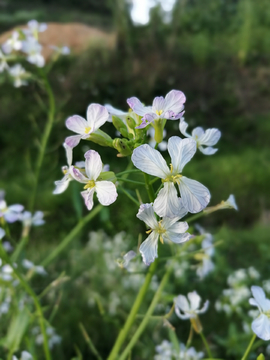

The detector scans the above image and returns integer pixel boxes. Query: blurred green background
[0,0,270,359]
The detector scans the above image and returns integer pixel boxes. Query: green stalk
[107,259,158,360]
[41,204,102,267]
[29,72,56,212]
[116,178,145,186]
[241,333,256,360]
[0,246,51,360]
[199,331,213,359]
[143,173,155,202]
[119,264,173,360]
[79,323,103,360]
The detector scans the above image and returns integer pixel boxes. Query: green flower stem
[118,263,173,360]
[241,333,257,360]
[79,323,103,360]
[116,169,141,176]
[0,245,51,360]
[10,235,29,262]
[116,178,145,185]
[199,331,213,359]
[107,260,158,360]
[118,186,140,206]
[143,173,155,202]
[29,71,56,212]
[41,204,102,267]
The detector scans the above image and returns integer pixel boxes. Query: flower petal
[65,135,82,149]
[87,103,109,131]
[66,115,88,134]
[136,203,157,229]
[8,204,24,212]
[168,137,196,173]
[196,300,209,314]
[70,166,88,183]
[63,143,73,167]
[53,175,71,194]
[127,97,151,116]
[174,294,190,313]
[199,128,221,146]
[139,231,159,266]
[81,188,95,211]
[131,144,169,179]
[251,286,270,312]
[95,181,118,206]
[164,90,186,114]
[251,314,270,341]
[152,96,165,112]
[84,150,103,181]
[188,291,201,311]
[105,104,127,122]
[191,127,204,139]
[178,176,210,213]
[179,118,190,138]
[198,146,218,155]
[163,229,191,244]
[153,182,184,218]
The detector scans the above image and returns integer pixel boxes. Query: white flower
[0,199,24,223]
[50,45,70,55]
[179,118,221,155]
[22,259,47,275]
[105,104,129,122]
[70,150,118,211]
[19,211,45,227]
[12,351,33,360]
[24,20,47,39]
[222,194,238,211]
[136,203,191,265]
[65,103,109,148]
[174,291,209,319]
[249,286,270,340]
[131,137,210,215]
[2,31,22,54]
[195,225,215,279]
[22,37,45,67]
[0,50,9,72]
[8,64,29,87]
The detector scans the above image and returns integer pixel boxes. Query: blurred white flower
[249,285,270,340]
[154,340,204,360]
[12,351,33,360]
[174,291,209,320]
[0,227,5,240]
[2,31,22,54]
[22,37,45,67]
[0,50,9,72]
[50,45,70,55]
[8,64,29,87]
[24,20,47,39]
[222,194,238,211]
[0,199,24,223]
[22,259,47,276]
[20,211,45,227]
[195,225,215,279]
[180,118,221,155]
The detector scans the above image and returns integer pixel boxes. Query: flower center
[162,164,182,184]
[157,221,166,244]
[84,180,95,189]
[85,126,91,134]
[155,110,163,116]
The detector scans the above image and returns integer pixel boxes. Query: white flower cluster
[0,20,69,87]
[154,340,204,360]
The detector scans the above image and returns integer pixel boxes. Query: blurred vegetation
[0,0,270,359]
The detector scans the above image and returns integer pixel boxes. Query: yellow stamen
[84,180,95,189]
[146,229,152,234]
[85,126,91,134]
[155,110,163,116]
[162,164,182,184]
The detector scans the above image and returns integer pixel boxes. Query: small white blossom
[8,64,29,87]
[12,351,33,360]
[0,50,9,72]
[70,150,118,211]
[0,199,24,223]
[22,37,45,67]
[137,203,191,265]
[50,45,70,55]
[22,259,47,275]
[222,194,238,211]
[249,286,270,340]
[24,20,47,39]
[19,211,45,227]
[179,118,221,155]
[174,291,209,319]
[2,31,22,54]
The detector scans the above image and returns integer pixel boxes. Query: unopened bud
[125,115,136,130]
[88,129,113,147]
[113,138,132,157]
[112,116,129,138]
[97,171,117,183]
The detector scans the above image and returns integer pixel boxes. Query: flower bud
[112,115,129,138]
[113,138,132,157]
[257,355,265,360]
[125,115,136,130]
[87,129,113,147]
[97,171,117,183]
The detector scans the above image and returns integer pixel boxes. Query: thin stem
[41,205,102,267]
[143,173,155,202]
[29,72,56,212]
[241,333,256,360]
[79,323,103,360]
[0,246,51,360]
[116,178,145,186]
[119,264,173,360]
[118,186,140,206]
[116,169,141,176]
[107,260,158,360]
[199,331,213,359]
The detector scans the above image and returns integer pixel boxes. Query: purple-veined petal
[191,127,204,139]
[95,181,118,206]
[131,144,169,179]
[65,135,82,149]
[87,103,109,131]
[153,182,183,218]
[53,175,71,194]
[136,203,157,229]
[70,166,88,183]
[179,118,191,138]
[199,128,221,146]
[164,90,186,113]
[251,314,270,340]
[198,146,218,155]
[168,137,196,173]
[136,113,155,129]
[139,231,159,266]
[66,115,88,134]
[163,229,191,244]
[178,176,210,213]
[251,286,270,313]
[188,291,201,311]
[84,150,103,181]
[152,96,165,113]
[75,161,85,168]
[127,97,151,116]
[63,143,73,167]
[81,188,95,211]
